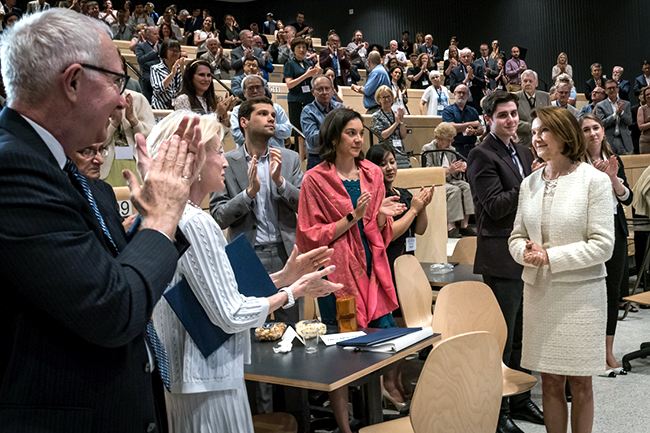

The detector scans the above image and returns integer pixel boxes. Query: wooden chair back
[449,236,477,265]
[394,255,433,328]
[410,331,502,433]
[431,281,508,356]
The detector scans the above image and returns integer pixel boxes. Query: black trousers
[605,219,628,335]
[482,275,530,413]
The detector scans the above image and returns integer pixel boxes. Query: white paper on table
[273,325,302,353]
[320,331,367,346]
[115,146,134,160]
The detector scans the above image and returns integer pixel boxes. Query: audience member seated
[219,13,240,49]
[87,1,107,27]
[296,109,406,433]
[230,57,272,99]
[98,0,116,25]
[200,38,231,80]
[253,35,274,81]
[127,2,153,29]
[422,122,475,237]
[551,52,572,81]
[638,86,650,153]
[611,66,630,101]
[194,16,215,55]
[263,12,276,35]
[150,39,184,109]
[269,27,286,64]
[231,75,291,150]
[3,0,21,19]
[586,62,607,102]
[159,22,176,42]
[398,31,413,55]
[408,52,434,90]
[366,142,432,298]
[111,9,131,40]
[505,45,526,92]
[443,45,459,85]
[633,60,650,97]
[301,74,344,167]
[147,109,338,433]
[277,25,296,64]
[516,70,551,147]
[417,34,440,63]
[135,25,159,101]
[443,35,458,60]
[144,1,157,22]
[442,84,483,158]
[324,68,345,103]
[101,89,154,187]
[158,6,181,40]
[231,29,266,76]
[249,22,268,50]
[176,8,189,28]
[554,73,577,106]
[384,40,407,68]
[26,0,50,14]
[596,79,633,155]
[3,10,20,28]
[449,48,486,113]
[476,43,499,90]
[389,66,408,113]
[372,85,410,169]
[319,33,351,87]
[290,11,312,37]
[284,36,318,152]
[419,70,449,115]
[351,51,391,114]
[413,32,425,54]
[554,82,579,117]
[273,19,284,39]
[579,86,606,117]
[183,8,203,45]
[347,30,368,69]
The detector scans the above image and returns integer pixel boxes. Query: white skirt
[165,378,254,433]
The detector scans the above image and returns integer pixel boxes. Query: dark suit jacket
[618,79,630,101]
[135,41,159,81]
[634,74,649,97]
[585,75,607,102]
[397,41,413,54]
[209,145,303,256]
[475,57,498,89]
[466,133,534,279]
[0,108,180,433]
[89,179,128,252]
[449,62,486,110]
[319,47,352,86]
[417,43,440,62]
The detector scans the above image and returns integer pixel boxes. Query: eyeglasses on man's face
[80,63,130,94]
[78,145,109,159]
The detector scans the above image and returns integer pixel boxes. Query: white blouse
[153,204,270,394]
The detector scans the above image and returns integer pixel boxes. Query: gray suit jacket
[475,57,499,89]
[595,98,633,153]
[26,0,50,13]
[209,145,303,256]
[516,90,551,147]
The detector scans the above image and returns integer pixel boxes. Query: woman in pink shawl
[297,108,408,432]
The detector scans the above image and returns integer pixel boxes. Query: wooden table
[245,327,439,431]
[420,263,484,287]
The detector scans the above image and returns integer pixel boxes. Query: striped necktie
[63,158,118,254]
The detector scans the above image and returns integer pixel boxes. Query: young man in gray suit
[596,79,633,155]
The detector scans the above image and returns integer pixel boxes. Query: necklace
[187,199,202,210]
[542,161,579,181]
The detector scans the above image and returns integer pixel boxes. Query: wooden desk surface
[420,263,483,287]
[244,328,439,392]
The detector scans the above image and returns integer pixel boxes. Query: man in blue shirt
[301,75,344,168]
[350,51,390,113]
[442,84,483,158]
[579,86,606,117]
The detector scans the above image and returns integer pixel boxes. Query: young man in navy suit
[467,91,543,433]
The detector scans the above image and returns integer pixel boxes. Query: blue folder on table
[336,327,422,347]
[163,234,278,358]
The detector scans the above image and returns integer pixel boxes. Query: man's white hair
[521,69,538,80]
[459,48,472,56]
[1,9,109,105]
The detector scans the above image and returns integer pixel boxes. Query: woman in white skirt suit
[146,111,341,433]
[508,106,614,433]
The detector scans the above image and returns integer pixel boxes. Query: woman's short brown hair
[291,37,307,52]
[531,106,586,162]
[374,85,393,105]
[640,86,650,104]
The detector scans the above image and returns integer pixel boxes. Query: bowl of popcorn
[295,319,327,353]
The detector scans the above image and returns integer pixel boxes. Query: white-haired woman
[419,70,449,115]
[147,111,341,433]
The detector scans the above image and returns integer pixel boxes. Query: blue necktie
[63,158,118,254]
[507,145,524,178]
[64,158,171,392]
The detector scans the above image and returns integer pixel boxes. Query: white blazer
[508,163,614,286]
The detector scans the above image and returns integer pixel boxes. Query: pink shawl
[296,159,399,327]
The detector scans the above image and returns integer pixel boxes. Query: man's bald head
[368,51,381,67]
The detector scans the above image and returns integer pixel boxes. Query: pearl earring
[198,173,202,182]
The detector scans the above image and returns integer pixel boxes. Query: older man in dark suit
[135,26,160,102]
[449,47,486,113]
[0,9,199,433]
[633,60,650,97]
[467,91,543,433]
[515,69,551,147]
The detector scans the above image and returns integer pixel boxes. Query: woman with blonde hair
[148,110,340,432]
[509,106,614,433]
[552,52,573,81]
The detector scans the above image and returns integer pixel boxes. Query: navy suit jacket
[449,62,486,109]
[466,133,534,279]
[0,108,180,432]
[135,41,159,81]
[417,43,440,62]
[634,74,649,97]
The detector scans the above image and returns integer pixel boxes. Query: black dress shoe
[511,400,544,425]
[497,414,524,433]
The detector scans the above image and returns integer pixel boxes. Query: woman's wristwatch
[346,212,356,222]
[279,287,295,309]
